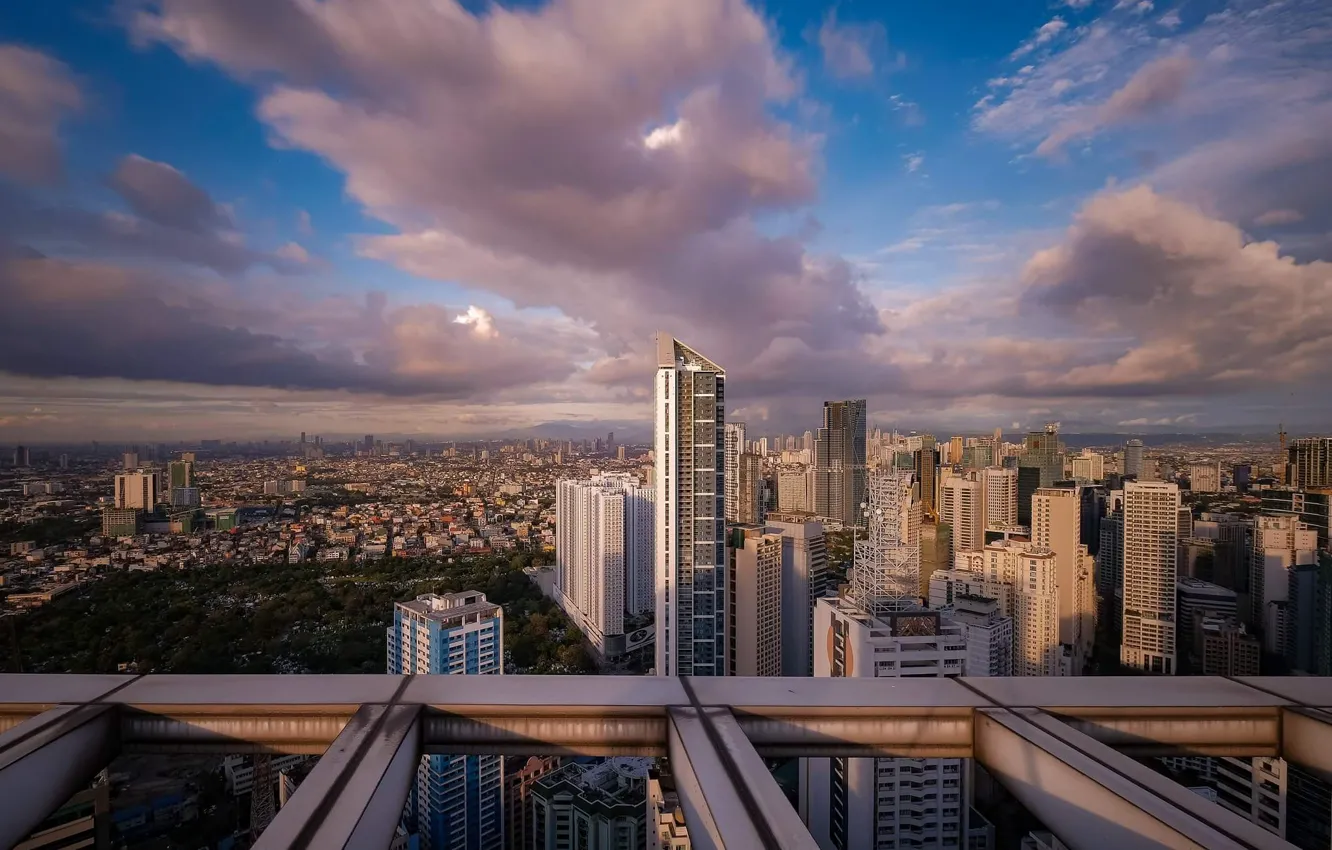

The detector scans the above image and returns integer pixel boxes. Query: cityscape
[3,0,1332,848]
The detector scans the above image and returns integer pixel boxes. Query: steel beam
[0,704,120,849]
[667,706,818,850]
[253,703,421,850]
[975,708,1293,850]
[1281,706,1332,783]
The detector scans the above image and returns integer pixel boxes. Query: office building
[1016,466,1042,528]
[765,516,828,677]
[980,466,1017,530]
[727,524,783,677]
[1286,557,1332,676]
[948,595,1013,677]
[1288,437,1332,488]
[115,471,158,510]
[1250,514,1317,649]
[1176,577,1239,673]
[914,435,939,521]
[776,465,810,513]
[387,592,503,850]
[1021,423,1063,488]
[1071,451,1104,483]
[737,453,762,525]
[1124,439,1144,479]
[1121,481,1181,674]
[723,422,745,524]
[1287,763,1332,850]
[1033,488,1095,670]
[556,475,654,657]
[1189,462,1222,493]
[101,507,139,538]
[812,399,867,527]
[529,757,649,850]
[655,335,727,677]
[1195,614,1260,676]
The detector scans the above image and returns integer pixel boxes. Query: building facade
[387,592,504,850]
[655,335,727,677]
[1120,481,1181,675]
[529,758,649,850]
[115,471,158,510]
[1033,488,1094,670]
[765,516,829,678]
[727,524,783,677]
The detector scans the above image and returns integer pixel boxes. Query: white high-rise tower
[655,334,727,677]
[1120,480,1182,674]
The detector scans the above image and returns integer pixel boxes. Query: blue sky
[0,0,1329,440]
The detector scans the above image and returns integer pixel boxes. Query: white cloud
[903,152,925,173]
[1253,208,1304,226]
[1011,18,1069,59]
[452,304,498,338]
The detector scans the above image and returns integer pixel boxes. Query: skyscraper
[940,475,982,561]
[1121,481,1181,674]
[914,436,939,521]
[555,474,654,657]
[776,465,810,513]
[727,524,783,677]
[122,451,139,471]
[812,399,867,526]
[12,445,30,467]
[723,422,746,524]
[387,592,504,850]
[1020,423,1063,488]
[980,466,1018,530]
[1189,462,1222,493]
[765,515,829,677]
[1033,488,1095,670]
[654,334,727,677]
[1124,439,1145,479]
[168,460,194,489]
[1250,514,1318,651]
[737,453,762,525]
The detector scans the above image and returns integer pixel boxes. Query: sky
[0,0,1329,441]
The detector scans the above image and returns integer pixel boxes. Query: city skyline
[2,0,1331,440]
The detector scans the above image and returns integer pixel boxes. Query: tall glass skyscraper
[813,399,868,527]
[388,592,504,850]
[655,334,727,676]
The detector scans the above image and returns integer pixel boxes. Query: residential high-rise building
[1250,514,1318,652]
[1033,488,1094,670]
[765,515,828,677]
[1189,462,1222,493]
[948,436,964,466]
[1262,488,1332,550]
[1288,437,1332,488]
[529,758,649,850]
[937,539,1074,677]
[504,756,562,850]
[654,335,727,677]
[1124,439,1144,479]
[803,600,970,850]
[776,465,810,513]
[1016,466,1042,528]
[1196,614,1260,676]
[556,475,654,657]
[1120,481,1182,674]
[723,422,746,524]
[812,399,867,526]
[940,475,983,562]
[387,592,503,850]
[115,471,158,510]
[948,594,1013,677]
[727,524,783,677]
[1214,757,1287,842]
[980,466,1018,531]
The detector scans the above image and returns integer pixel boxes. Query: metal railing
[2,674,1330,849]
